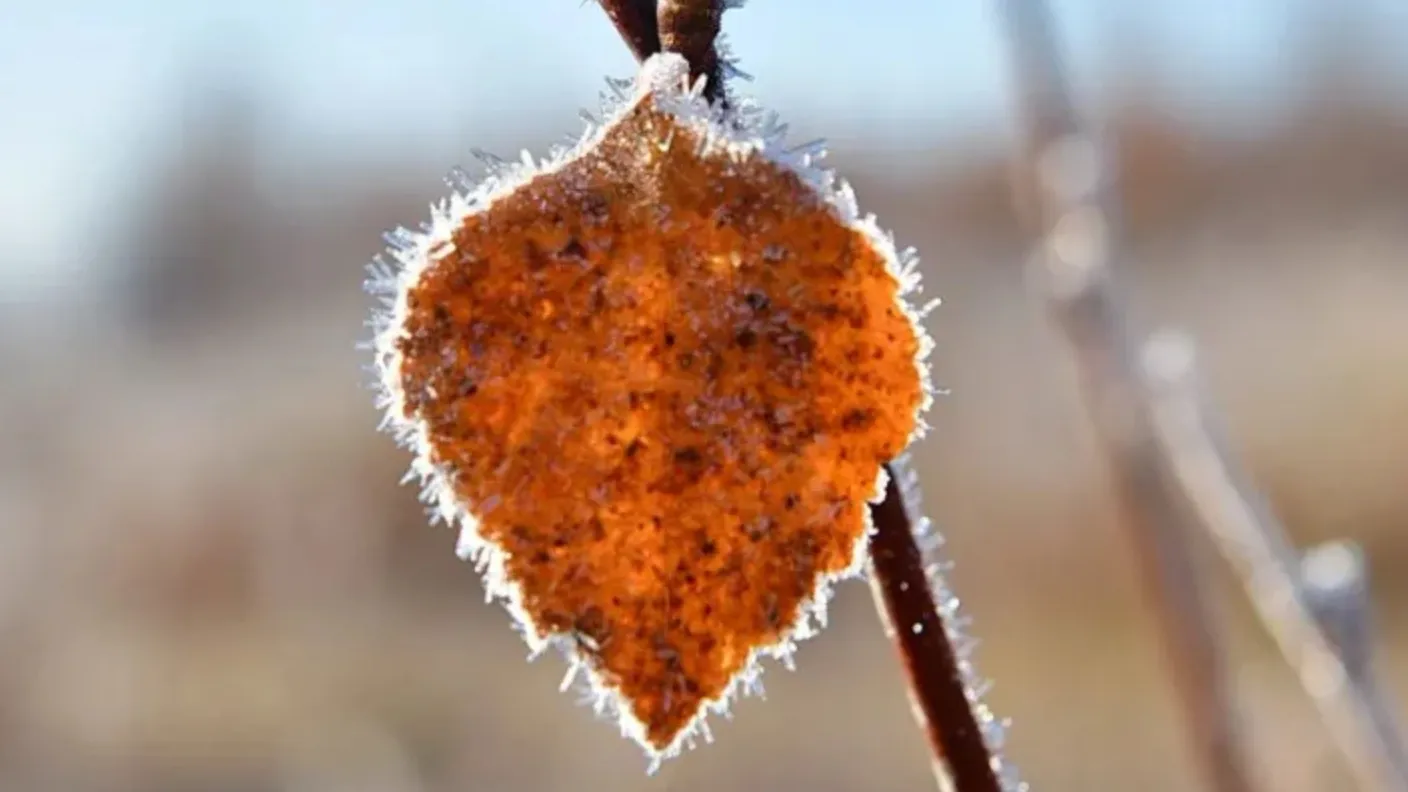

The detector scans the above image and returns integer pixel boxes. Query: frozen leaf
[367,52,932,767]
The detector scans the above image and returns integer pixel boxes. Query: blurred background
[2,1,1407,790]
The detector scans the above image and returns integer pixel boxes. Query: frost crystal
[364,52,935,769]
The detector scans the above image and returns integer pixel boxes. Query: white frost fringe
[363,52,938,769]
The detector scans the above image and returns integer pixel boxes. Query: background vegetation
[1,3,1405,789]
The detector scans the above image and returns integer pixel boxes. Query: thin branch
[1301,542,1408,784]
[656,0,727,105]
[597,0,662,63]
[597,0,728,105]
[593,4,1014,788]
[1141,333,1408,792]
[994,2,1259,791]
[869,458,1015,792]
[1302,542,1375,683]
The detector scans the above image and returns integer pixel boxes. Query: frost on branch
[365,53,934,766]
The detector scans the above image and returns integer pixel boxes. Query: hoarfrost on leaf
[365,52,935,769]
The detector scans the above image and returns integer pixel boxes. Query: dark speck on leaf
[560,237,588,259]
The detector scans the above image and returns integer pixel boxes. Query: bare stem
[657,0,727,105]
[1142,334,1408,791]
[597,0,662,63]
[994,2,1259,791]
[597,0,728,104]
[869,459,1011,792]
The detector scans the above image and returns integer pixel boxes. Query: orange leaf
[367,53,932,767]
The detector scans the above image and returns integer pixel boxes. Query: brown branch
[869,459,1010,792]
[994,2,1260,792]
[598,0,661,63]
[598,0,729,105]
[656,0,727,104]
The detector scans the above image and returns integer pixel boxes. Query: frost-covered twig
[869,457,1022,792]
[600,0,733,105]
[994,2,1259,792]
[656,0,727,105]
[1142,334,1408,792]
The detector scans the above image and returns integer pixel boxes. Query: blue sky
[1,0,1404,301]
